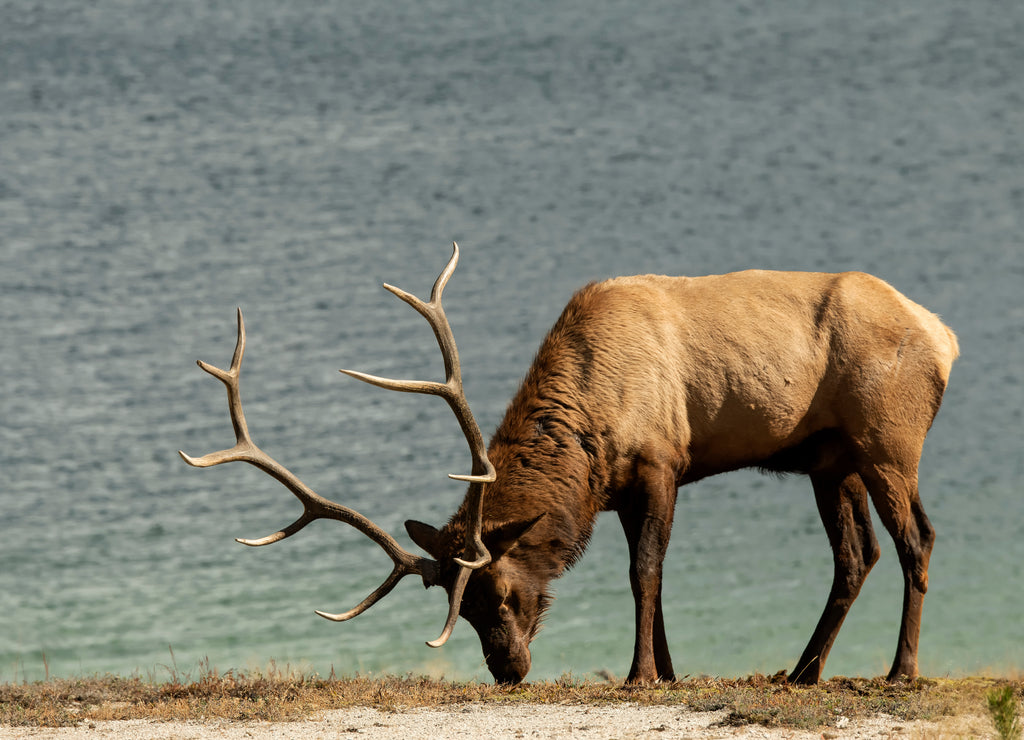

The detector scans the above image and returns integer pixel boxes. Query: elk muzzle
[484,639,532,685]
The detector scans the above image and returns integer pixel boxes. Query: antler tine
[179,308,439,623]
[341,244,495,483]
[340,243,497,644]
[426,566,473,648]
[314,563,411,622]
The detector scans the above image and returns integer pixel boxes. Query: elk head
[179,244,500,653]
[404,514,550,684]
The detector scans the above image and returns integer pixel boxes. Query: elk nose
[488,648,531,685]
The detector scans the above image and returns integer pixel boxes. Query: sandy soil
[1,704,990,739]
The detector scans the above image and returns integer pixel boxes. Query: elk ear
[485,514,547,560]
[405,520,443,559]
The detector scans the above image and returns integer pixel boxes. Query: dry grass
[1,664,1020,731]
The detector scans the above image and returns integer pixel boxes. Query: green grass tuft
[988,685,1022,740]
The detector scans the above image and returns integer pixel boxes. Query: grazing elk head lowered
[182,243,958,686]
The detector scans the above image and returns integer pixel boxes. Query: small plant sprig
[988,685,1022,740]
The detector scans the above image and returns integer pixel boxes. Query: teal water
[1,1,1021,684]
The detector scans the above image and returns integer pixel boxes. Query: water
[1,0,1021,684]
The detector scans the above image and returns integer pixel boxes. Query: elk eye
[489,577,509,601]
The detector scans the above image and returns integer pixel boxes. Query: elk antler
[179,309,446,633]
[339,242,496,648]
[179,243,494,649]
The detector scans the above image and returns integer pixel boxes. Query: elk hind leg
[859,462,934,681]
[791,470,880,685]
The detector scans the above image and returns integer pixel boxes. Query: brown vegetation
[1,668,1018,731]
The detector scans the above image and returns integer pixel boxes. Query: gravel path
[1,704,988,739]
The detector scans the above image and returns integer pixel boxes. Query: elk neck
[453,308,618,576]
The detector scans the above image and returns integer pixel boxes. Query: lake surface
[1,0,1021,684]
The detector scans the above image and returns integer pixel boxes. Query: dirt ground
[0,703,992,739]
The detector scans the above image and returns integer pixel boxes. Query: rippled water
[1,1,1021,683]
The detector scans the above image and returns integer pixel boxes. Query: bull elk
[181,243,958,685]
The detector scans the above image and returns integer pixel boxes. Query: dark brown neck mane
[442,285,615,579]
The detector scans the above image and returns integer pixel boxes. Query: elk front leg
[617,451,678,684]
[791,470,880,684]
